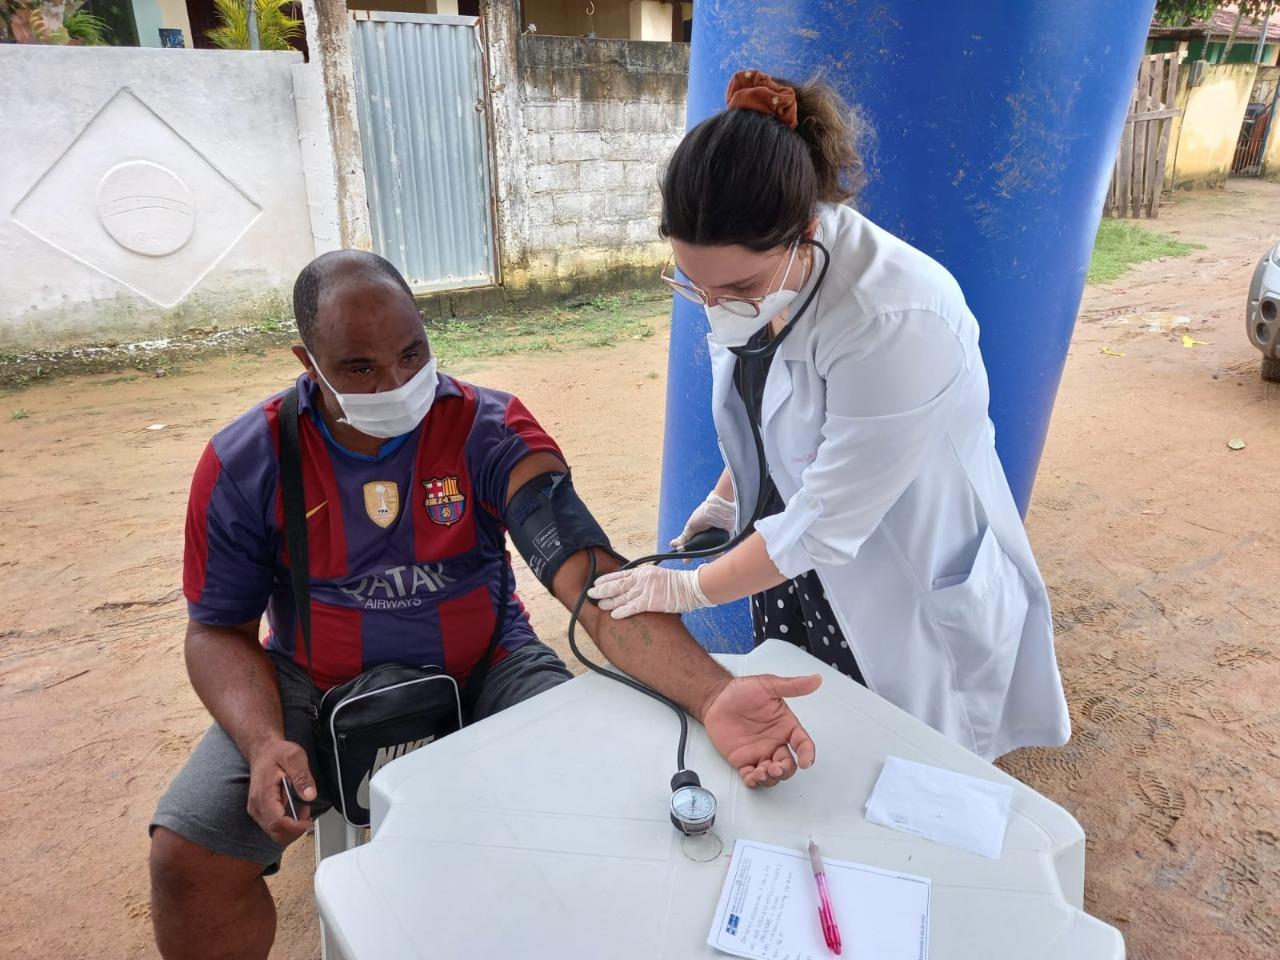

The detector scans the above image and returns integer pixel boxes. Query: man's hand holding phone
[246,737,316,844]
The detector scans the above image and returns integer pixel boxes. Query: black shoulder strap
[279,387,313,676]
[279,384,508,704]
[462,558,509,716]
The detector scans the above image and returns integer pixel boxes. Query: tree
[0,0,109,44]
[207,0,302,51]
[64,7,107,43]
[1153,1,1275,62]
[1153,0,1219,26]
[1155,1,1274,27]
[1225,2,1275,59]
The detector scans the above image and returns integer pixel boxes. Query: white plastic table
[315,640,1123,959]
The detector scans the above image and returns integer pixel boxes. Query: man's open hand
[701,674,821,788]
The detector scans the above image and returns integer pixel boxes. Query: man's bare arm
[185,618,318,840]
[185,619,281,759]
[505,453,732,722]
[554,550,732,720]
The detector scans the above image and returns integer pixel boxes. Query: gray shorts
[150,641,571,872]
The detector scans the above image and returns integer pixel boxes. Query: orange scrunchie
[725,69,798,129]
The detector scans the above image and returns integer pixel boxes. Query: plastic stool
[314,810,365,960]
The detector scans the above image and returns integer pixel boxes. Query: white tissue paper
[864,755,1015,859]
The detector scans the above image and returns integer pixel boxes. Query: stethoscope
[565,237,832,837]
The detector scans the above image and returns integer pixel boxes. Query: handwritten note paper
[707,839,931,960]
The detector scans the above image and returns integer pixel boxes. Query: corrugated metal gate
[350,12,497,290]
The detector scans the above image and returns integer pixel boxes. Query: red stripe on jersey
[184,443,222,604]
[504,396,563,460]
[412,390,478,562]
[266,396,289,559]
[296,599,364,689]
[299,414,350,579]
[438,583,506,683]
[268,397,349,581]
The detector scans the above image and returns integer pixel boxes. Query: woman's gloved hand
[671,492,737,550]
[588,565,713,619]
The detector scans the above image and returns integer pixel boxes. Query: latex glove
[671,492,737,550]
[588,564,713,619]
[702,673,822,788]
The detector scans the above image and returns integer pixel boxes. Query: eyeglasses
[660,244,797,319]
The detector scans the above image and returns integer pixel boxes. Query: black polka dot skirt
[750,569,865,685]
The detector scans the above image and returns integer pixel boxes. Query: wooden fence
[1106,52,1182,218]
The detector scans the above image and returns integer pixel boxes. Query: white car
[1248,241,1280,381]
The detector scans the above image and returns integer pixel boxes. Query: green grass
[1088,219,1200,285]
[10,408,30,420]
[0,288,671,395]
[426,293,665,362]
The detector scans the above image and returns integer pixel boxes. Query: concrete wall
[499,33,689,291]
[1165,62,1260,189]
[0,46,317,350]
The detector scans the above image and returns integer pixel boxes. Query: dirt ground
[1,179,1277,959]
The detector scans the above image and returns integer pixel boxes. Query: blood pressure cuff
[505,471,619,590]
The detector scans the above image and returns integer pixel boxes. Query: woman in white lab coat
[590,70,1071,764]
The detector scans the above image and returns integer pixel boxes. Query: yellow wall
[1265,112,1280,182]
[346,1,458,13]
[1165,62,1259,189]
[158,0,193,46]
[1257,67,1280,182]
[521,0,634,39]
[630,0,674,40]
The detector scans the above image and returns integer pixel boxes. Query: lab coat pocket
[926,526,1029,753]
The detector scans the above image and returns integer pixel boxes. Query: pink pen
[808,838,843,956]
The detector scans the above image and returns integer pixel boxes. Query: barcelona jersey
[183,372,561,690]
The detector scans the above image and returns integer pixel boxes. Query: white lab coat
[710,203,1071,760]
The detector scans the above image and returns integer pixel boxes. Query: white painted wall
[0,46,318,349]
[292,62,343,256]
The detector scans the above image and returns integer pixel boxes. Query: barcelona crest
[422,476,467,526]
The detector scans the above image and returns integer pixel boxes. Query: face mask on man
[307,352,439,439]
[705,240,802,348]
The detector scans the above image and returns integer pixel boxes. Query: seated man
[149,250,821,960]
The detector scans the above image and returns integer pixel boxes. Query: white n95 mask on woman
[705,242,802,348]
[307,353,439,439]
